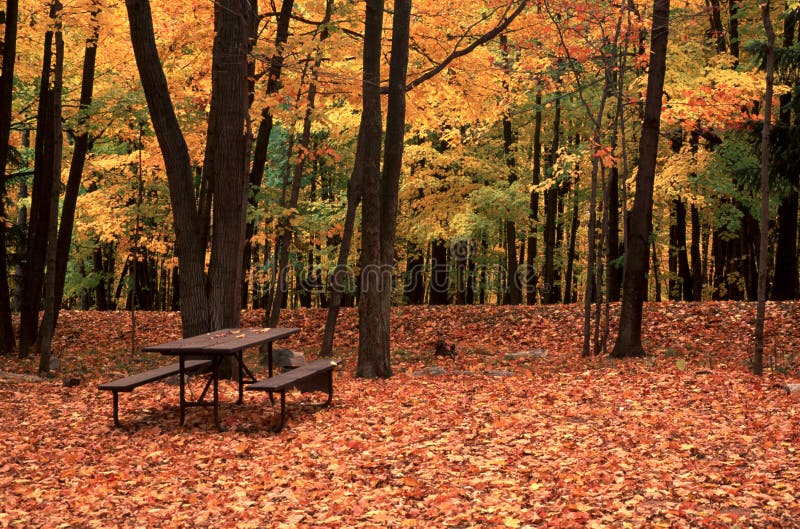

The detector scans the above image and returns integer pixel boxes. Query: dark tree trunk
[563,182,579,304]
[206,0,252,342]
[606,166,622,302]
[668,198,692,301]
[754,0,775,375]
[611,0,669,358]
[542,97,561,304]
[0,0,19,353]
[354,0,385,376]
[357,0,410,379]
[37,2,65,372]
[404,248,425,304]
[429,239,449,305]
[690,204,703,300]
[20,1,61,356]
[37,2,99,366]
[526,91,542,305]
[772,9,798,300]
[126,0,208,337]
[500,34,521,305]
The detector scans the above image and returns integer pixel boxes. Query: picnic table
[140,327,299,430]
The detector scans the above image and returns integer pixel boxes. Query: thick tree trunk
[772,9,798,300]
[20,1,60,356]
[690,204,703,300]
[37,5,65,372]
[611,0,669,358]
[37,2,99,366]
[429,239,449,305]
[0,0,19,353]
[355,0,387,378]
[206,0,251,335]
[357,0,411,378]
[126,0,207,337]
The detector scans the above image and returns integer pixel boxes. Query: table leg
[179,356,186,426]
[267,342,275,405]
[213,359,221,431]
[236,351,244,405]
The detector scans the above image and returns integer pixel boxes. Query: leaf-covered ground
[1,302,799,528]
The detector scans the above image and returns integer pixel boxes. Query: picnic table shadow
[113,392,334,434]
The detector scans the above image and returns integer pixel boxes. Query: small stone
[504,349,547,361]
[786,383,800,394]
[484,370,515,377]
[412,366,448,376]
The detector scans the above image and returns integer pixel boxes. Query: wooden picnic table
[141,327,300,430]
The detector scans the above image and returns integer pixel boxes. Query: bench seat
[246,358,337,432]
[98,359,212,426]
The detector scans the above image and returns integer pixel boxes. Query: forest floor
[1,302,800,528]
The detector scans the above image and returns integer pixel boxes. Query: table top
[142,327,300,355]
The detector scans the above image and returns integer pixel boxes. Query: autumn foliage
[2,303,799,527]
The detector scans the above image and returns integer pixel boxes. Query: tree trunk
[611,0,669,358]
[772,8,798,300]
[526,91,542,305]
[564,181,579,304]
[355,0,388,378]
[125,0,208,337]
[206,0,251,338]
[404,247,425,304]
[690,204,703,300]
[357,0,411,378]
[543,97,561,304]
[429,239,449,305]
[37,1,99,367]
[606,166,622,302]
[0,0,19,354]
[754,0,775,375]
[20,1,61,356]
[668,198,692,301]
[500,35,521,305]
[37,3,65,372]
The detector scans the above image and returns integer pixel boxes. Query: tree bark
[526,91,542,305]
[0,0,19,354]
[355,0,387,378]
[542,97,561,304]
[772,9,798,300]
[37,2,65,372]
[206,0,251,332]
[500,35,521,305]
[20,1,60,356]
[754,0,775,375]
[611,0,669,358]
[690,204,703,300]
[358,0,411,378]
[125,0,208,337]
[37,1,99,367]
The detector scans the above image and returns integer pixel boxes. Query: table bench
[98,359,212,427]
[246,358,338,432]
